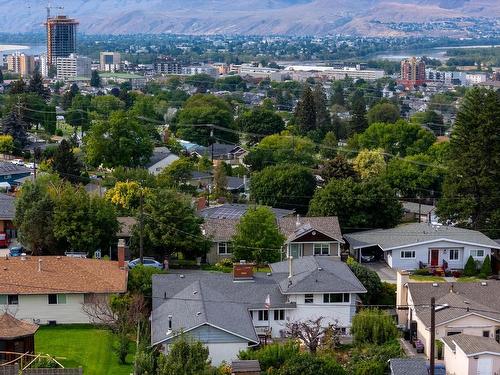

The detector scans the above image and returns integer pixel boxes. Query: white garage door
[477,357,492,375]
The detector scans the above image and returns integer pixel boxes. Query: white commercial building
[284,64,385,81]
[100,51,121,72]
[56,54,92,80]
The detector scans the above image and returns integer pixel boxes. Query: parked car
[9,246,25,257]
[128,257,163,269]
[10,159,24,166]
[415,339,425,353]
[427,364,446,375]
[360,254,376,263]
[24,162,35,169]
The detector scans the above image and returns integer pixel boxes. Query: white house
[396,272,500,358]
[145,147,179,176]
[151,257,366,365]
[442,334,500,375]
[0,256,127,325]
[345,223,500,270]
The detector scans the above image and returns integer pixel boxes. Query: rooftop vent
[435,303,449,312]
[481,281,487,286]
[179,274,185,278]
[432,283,439,287]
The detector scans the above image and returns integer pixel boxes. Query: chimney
[396,270,410,308]
[295,214,301,228]
[167,315,173,335]
[38,258,42,272]
[196,196,207,211]
[449,283,454,293]
[233,260,254,282]
[288,256,293,278]
[117,239,126,269]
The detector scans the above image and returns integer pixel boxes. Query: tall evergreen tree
[349,90,368,134]
[437,88,500,237]
[294,86,316,135]
[52,139,82,183]
[27,69,50,100]
[90,70,101,88]
[331,82,345,106]
[2,111,28,150]
[313,84,331,136]
[0,70,4,84]
[9,78,26,95]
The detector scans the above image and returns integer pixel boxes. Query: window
[470,249,485,258]
[449,249,460,261]
[274,310,285,321]
[258,310,268,321]
[313,243,330,256]
[401,250,416,259]
[218,242,231,255]
[304,294,314,304]
[323,293,350,303]
[483,331,490,338]
[48,294,66,305]
[0,295,18,305]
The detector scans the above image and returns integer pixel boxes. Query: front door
[289,244,301,258]
[430,249,439,266]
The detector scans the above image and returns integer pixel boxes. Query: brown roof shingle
[278,216,343,243]
[0,257,128,295]
[0,313,38,339]
[202,218,239,242]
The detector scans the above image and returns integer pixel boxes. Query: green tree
[437,88,500,237]
[0,70,3,84]
[244,133,316,171]
[312,84,331,139]
[277,353,345,375]
[2,111,28,151]
[0,135,14,154]
[351,309,398,345]
[346,257,382,304]
[235,108,285,145]
[294,86,316,135]
[9,79,26,95]
[215,75,247,91]
[27,69,50,100]
[90,95,125,118]
[348,120,436,157]
[250,164,316,214]
[157,335,213,375]
[85,110,154,168]
[320,155,357,182]
[184,73,215,93]
[353,149,386,180]
[213,162,228,199]
[463,255,478,277]
[90,70,101,87]
[479,254,492,278]
[320,131,337,159]
[232,207,285,263]
[175,94,237,146]
[66,94,91,136]
[349,90,368,134]
[51,139,82,183]
[308,178,402,230]
[128,264,164,298]
[139,189,210,259]
[367,102,400,125]
[331,82,345,107]
[157,158,194,189]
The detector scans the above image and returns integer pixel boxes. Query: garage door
[477,357,492,375]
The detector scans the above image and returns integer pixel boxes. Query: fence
[0,366,82,375]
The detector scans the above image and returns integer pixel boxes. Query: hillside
[0,0,498,36]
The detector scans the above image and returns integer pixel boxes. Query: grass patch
[456,276,485,283]
[409,275,445,282]
[35,324,134,375]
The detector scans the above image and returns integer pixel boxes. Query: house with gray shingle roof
[397,273,500,359]
[202,214,343,265]
[151,257,366,366]
[389,358,428,375]
[442,334,500,375]
[345,223,500,270]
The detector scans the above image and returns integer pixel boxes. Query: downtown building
[45,15,78,67]
[6,52,35,77]
[100,52,121,72]
[399,57,426,89]
[56,54,91,80]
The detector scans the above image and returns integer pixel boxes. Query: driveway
[364,261,397,284]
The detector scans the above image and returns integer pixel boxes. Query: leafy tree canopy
[235,107,285,145]
[367,102,400,125]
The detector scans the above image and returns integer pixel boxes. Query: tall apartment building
[6,52,35,77]
[56,54,91,80]
[100,52,121,72]
[399,57,426,88]
[154,58,182,75]
[45,15,79,66]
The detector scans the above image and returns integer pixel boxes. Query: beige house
[0,256,128,325]
[202,215,344,265]
[442,334,500,375]
[397,272,500,358]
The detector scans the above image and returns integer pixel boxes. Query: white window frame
[470,249,485,258]
[257,310,269,321]
[217,242,231,255]
[449,249,460,261]
[304,294,314,304]
[313,243,330,256]
[288,243,302,258]
[273,310,285,321]
[323,293,350,304]
[0,294,18,305]
[48,294,66,305]
[401,250,416,259]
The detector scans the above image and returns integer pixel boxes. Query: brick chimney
[196,196,207,211]
[117,239,126,269]
[233,261,254,282]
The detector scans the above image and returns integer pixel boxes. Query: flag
[265,294,271,309]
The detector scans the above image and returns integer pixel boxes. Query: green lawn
[409,275,446,282]
[456,276,485,283]
[35,325,134,375]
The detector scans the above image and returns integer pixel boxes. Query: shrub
[351,309,398,345]
[346,257,383,304]
[238,341,300,371]
[379,282,397,306]
[413,268,432,276]
[479,254,492,278]
[275,353,346,375]
[349,340,403,375]
[463,255,477,277]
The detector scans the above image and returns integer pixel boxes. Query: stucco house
[0,256,128,325]
[151,257,366,365]
[442,334,500,375]
[202,215,343,265]
[345,223,500,270]
[396,272,500,358]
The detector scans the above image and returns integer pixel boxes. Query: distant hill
[0,0,498,36]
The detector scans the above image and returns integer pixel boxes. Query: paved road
[364,261,397,284]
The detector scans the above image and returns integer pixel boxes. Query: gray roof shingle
[0,194,15,220]
[389,358,428,375]
[0,162,31,177]
[202,218,239,242]
[345,223,500,250]
[442,334,500,355]
[199,204,293,220]
[402,201,436,215]
[408,281,500,327]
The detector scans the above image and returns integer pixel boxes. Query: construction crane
[46,2,64,20]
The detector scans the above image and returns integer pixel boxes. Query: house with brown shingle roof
[0,256,127,325]
[202,214,343,264]
[0,312,38,358]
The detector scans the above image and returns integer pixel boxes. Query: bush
[349,340,402,375]
[463,255,477,277]
[275,353,346,375]
[346,257,383,304]
[29,357,59,368]
[351,309,398,345]
[413,268,432,276]
[114,332,129,365]
[379,282,397,306]
[479,254,492,278]
[238,341,300,371]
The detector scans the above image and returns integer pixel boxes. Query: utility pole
[430,297,436,375]
[139,187,144,265]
